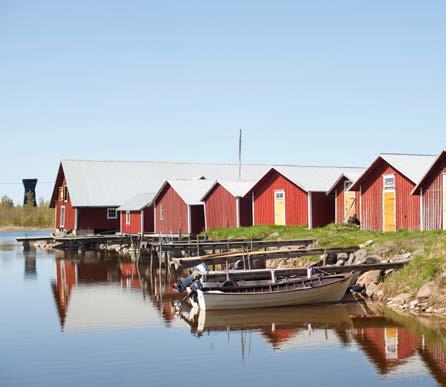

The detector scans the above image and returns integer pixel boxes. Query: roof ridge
[380,152,437,157]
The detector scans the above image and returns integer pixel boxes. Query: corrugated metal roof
[163,179,216,205]
[351,153,437,190]
[271,165,365,192]
[117,193,155,211]
[326,169,366,194]
[60,160,272,207]
[58,160,364,207]
[201,179,256,200]
[412,149,446,194]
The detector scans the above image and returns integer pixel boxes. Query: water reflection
[3,235,446,387]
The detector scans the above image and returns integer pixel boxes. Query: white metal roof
[326,169,365,195]
[201,179,256,200]
[55,160,364,207]
[155,178,216,206]
[412,149,446,194]
[269,165,365,192]
[58,160,272,207]
[351,153,437,190]
[117,193,155,211]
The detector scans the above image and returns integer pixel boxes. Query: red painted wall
[120,211,142,234]
[311,192,335,228]
[358,159,420,231]
[77,207,119,233]
[419,153,445,230]
[55,177,76,231]
[204,184,237,229]
[155,184,189,234]
[333,177,361,224]
[252,169,309,226]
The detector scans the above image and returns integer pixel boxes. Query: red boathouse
[153,179,215,235]
[326,170,364,224]
[350,153,436,232]
[412,149,446,231]
[250,166,363,229]
[117,193,155,235]
[201,180,254,230]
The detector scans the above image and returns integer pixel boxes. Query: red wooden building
[350,153,436,232]
[412,149,446,231]
[249,166,364,229]
[326,170,364,224]
[201,180,254,230]
[117,193,155,235]
[153,179,215,235]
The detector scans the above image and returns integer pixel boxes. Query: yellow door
[274,190,285,225]
[344,191,356,221]
[383,190,396,232]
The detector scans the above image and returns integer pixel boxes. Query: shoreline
[0,226,53,232]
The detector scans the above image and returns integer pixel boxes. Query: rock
[389,293,412,306]
[366,283,379,298]
[376,289,385,300]
[337,252,349,261]
[335,260,344,266]
[426,307,434,314]
[359,240,374,249]
[416,281,437,299]
[269,232,280,238]
[409,299,419,309]
[365,255,380,264]
[395,252,412,261]
[354,249,368,260]
[346,254,355,266]
[277,259,287,268]
[435,308,446,315]
[357,270,382,287]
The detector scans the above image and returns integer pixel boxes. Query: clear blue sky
[1,0,445,204]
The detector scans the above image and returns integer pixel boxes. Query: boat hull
[197,274,351,311]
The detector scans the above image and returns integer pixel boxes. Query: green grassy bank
[205,224,446,297]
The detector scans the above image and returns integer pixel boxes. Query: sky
[1,0,445,204]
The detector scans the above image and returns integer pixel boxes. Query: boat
[195,272,353,310]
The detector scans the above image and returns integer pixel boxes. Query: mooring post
[196,237,200,257]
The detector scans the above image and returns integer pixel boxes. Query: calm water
[1,231,446,387]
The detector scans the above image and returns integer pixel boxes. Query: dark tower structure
[22,179,38,206]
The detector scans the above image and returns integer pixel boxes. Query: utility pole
[238,128,242,180]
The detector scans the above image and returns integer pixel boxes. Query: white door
[443,174,446,230]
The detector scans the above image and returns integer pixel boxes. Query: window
[64,186,69,201]
[383,174,395,190]
[126,211,131,226]
[60,206,66,228]
[344,180,352,191]
[159,205,165,221]
[58,187,64,200]
[275,191,284,199]
[107,208,117,219]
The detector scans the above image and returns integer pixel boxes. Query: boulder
[354,249,368,260]
[389,293,412,306]
[335,260,344,266]
[357,270,382,287]
[365,255,381,264]
[337,252,349,261]
[346,254,355,266]
[366,283,379,298]
[395,252,412,261]
[416,281,437,299]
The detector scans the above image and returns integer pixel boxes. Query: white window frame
[125,211,131,226]
[159,204,165,221]
[107,208,117,219]
[60,206,66,228]
[383,174,395,190]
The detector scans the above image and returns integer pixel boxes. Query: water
[1,231,445,387]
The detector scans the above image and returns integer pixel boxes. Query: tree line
[0,194,54,229]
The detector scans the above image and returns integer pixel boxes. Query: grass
[204,224,446,297]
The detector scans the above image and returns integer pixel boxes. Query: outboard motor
[173,274,196,293]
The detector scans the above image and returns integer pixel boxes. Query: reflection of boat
[180,303,357,334]
[196,273,352,310]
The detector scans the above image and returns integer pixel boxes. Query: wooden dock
[171,245,359,268]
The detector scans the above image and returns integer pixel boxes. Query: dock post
[22,240,31,251]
